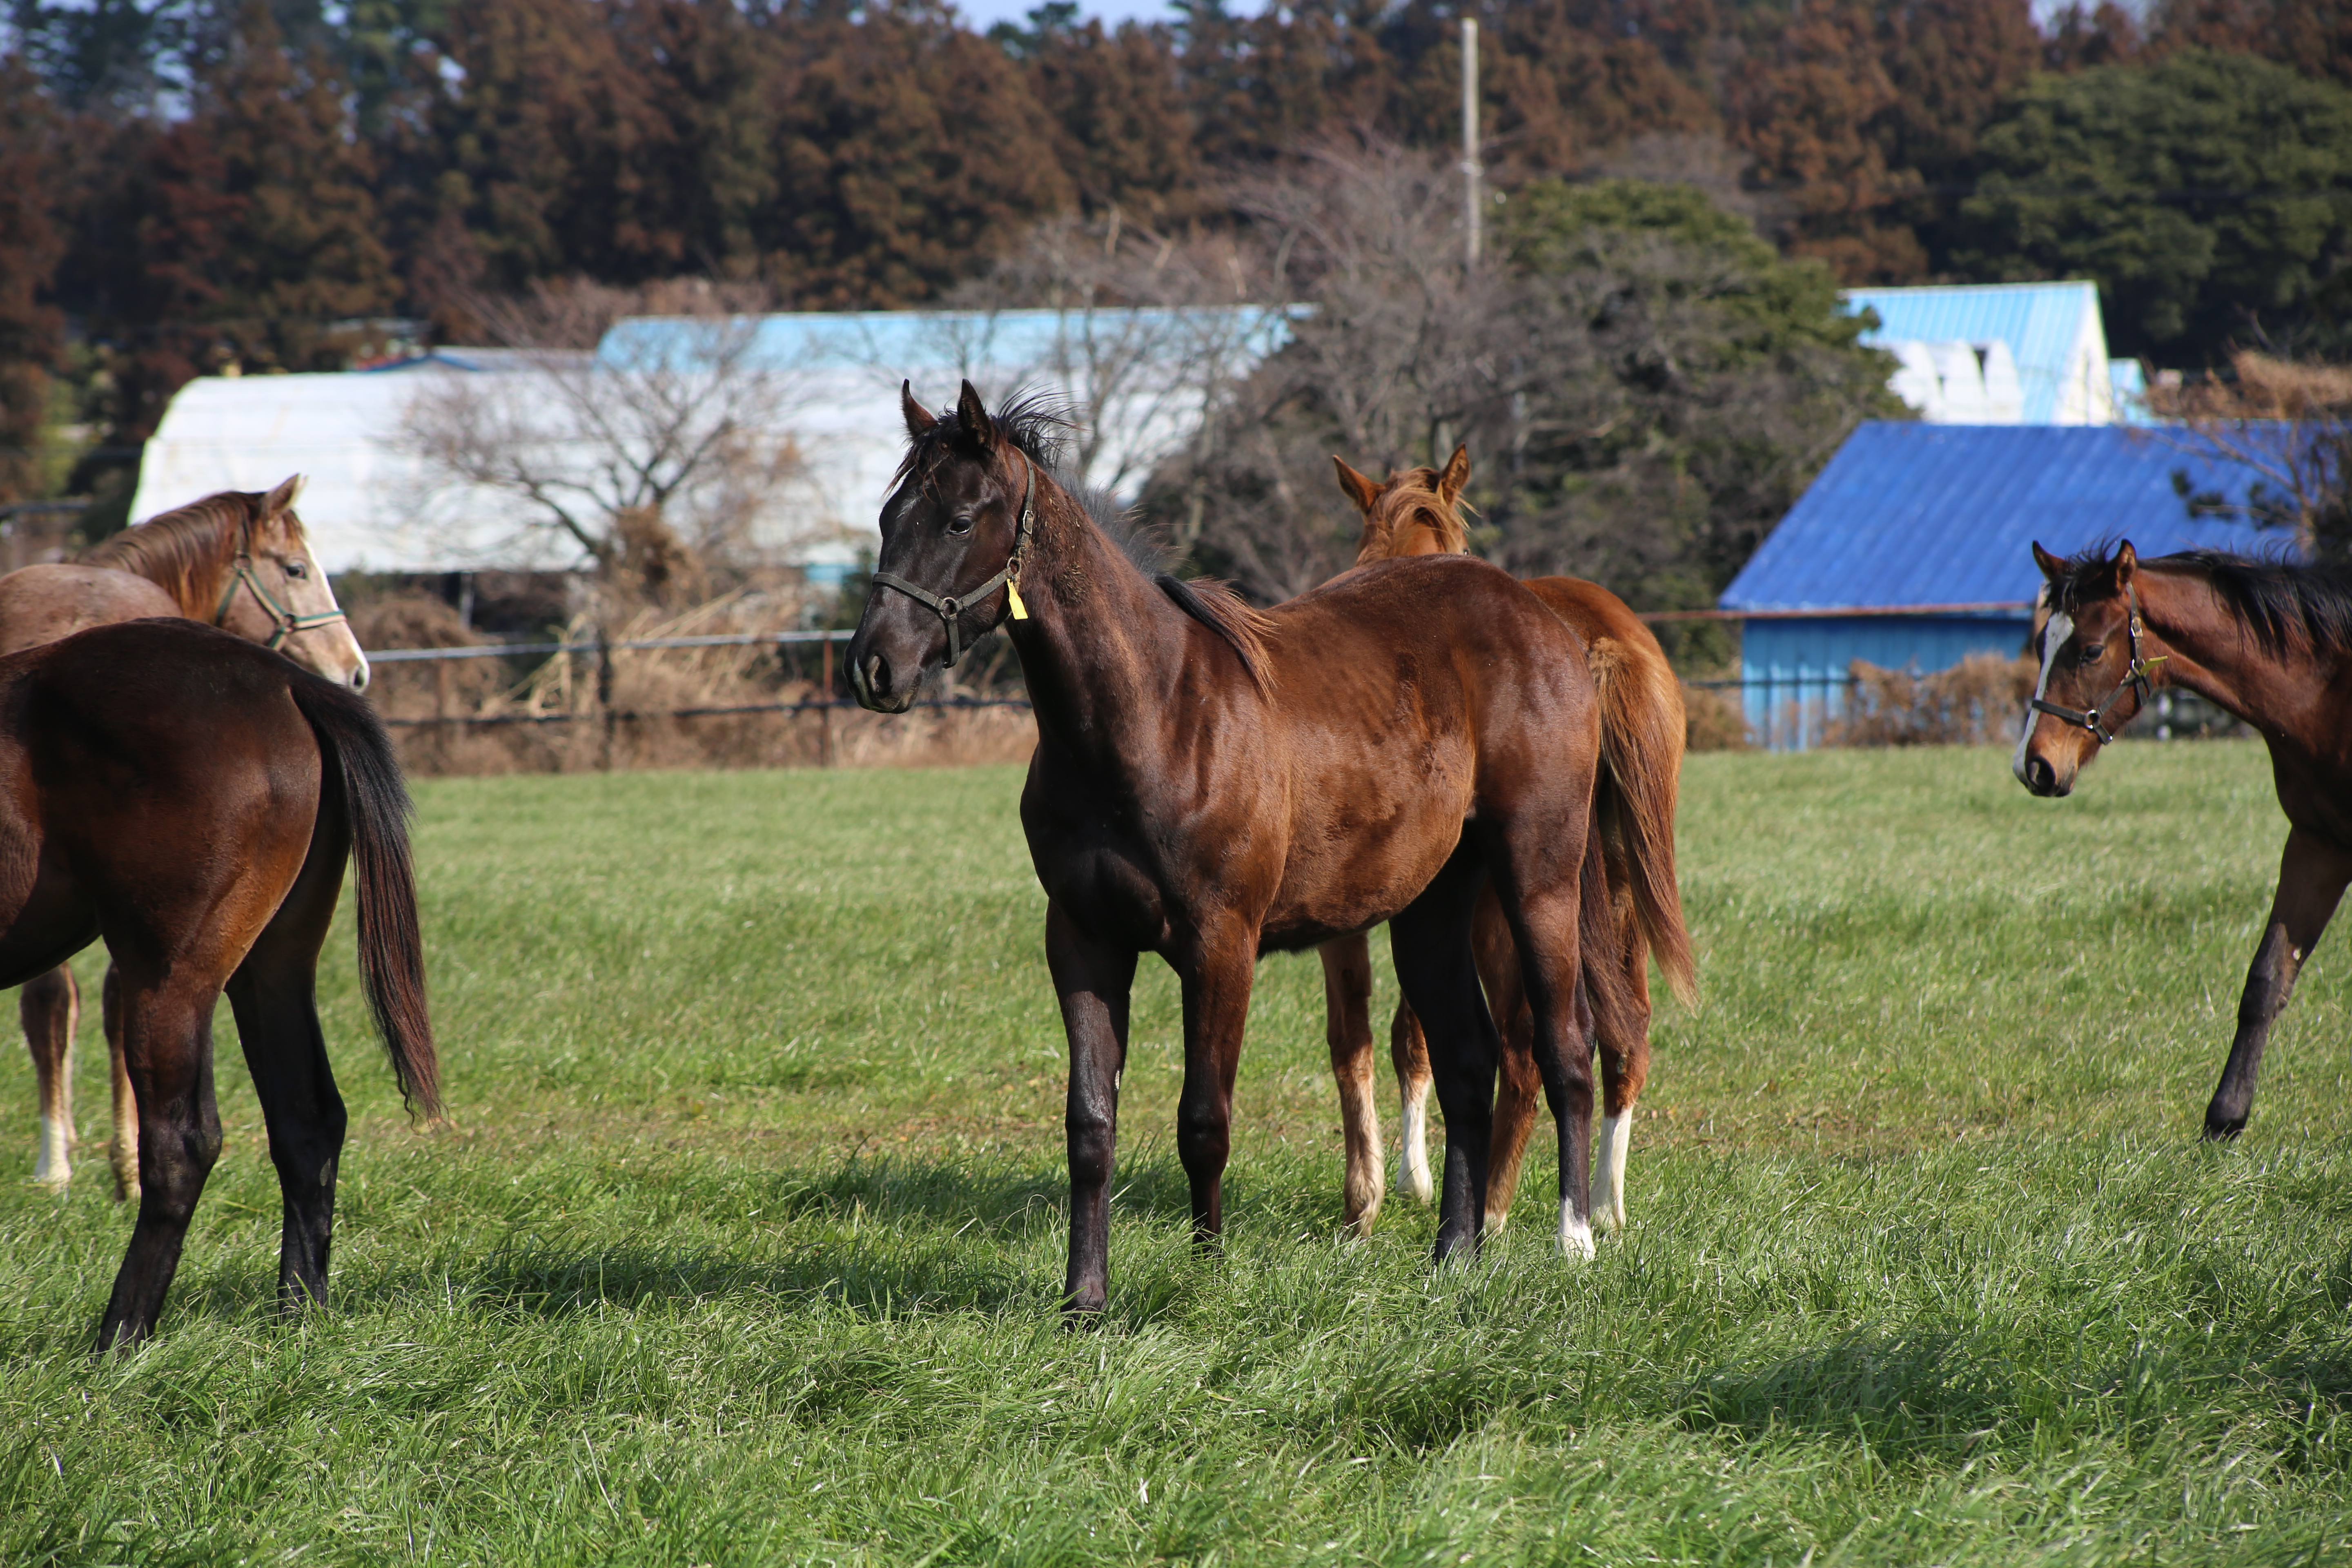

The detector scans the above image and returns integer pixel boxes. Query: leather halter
[213,547,349,652]
[2030,584,2167,746]
[869,450,1037,668]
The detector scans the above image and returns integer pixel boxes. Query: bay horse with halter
[1319,446,1697,1236]
[0,476,365,1199]
[0,617,433,1350]
[849,384,1635,1311]
[2018,539,2352,1139]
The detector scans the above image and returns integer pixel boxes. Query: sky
[947,0,1208,31]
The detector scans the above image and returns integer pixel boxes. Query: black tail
[288,677,442,1121]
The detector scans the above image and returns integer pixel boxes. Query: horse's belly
[1258,791,1470,950]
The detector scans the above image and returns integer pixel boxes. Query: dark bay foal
[848,384,1632,1311]
[2019,540,2352,1139]
[0,619,437,1349]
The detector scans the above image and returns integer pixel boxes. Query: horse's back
[0,564,183,658]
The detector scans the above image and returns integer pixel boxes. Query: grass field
[4,739,2351,1565]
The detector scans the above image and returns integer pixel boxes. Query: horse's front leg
[1316,932,1385,1234]
[2207,826,2352,1140]
[1175,930,1256,1252]
[1047,901,1137,1316]
[21,964,78,1193]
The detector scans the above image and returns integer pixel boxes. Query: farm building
[1719,422,2284,748]
[129,307,1293,578]
[1844,281,2146,425]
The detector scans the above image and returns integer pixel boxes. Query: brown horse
[849,384,1635,1310]
[2018,539,2352,1140]
[2,476,365,1198]
[0,617,433,1349]
[1319,446,1697,1236]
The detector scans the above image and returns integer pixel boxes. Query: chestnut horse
[2,476,366,1198]
[849,384,1635,1311]
[1318,446,1697,1236]
[0,618,433,1349]
[2018,539,2352,1140]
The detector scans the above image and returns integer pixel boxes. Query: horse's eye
[2079,642,2104,664]
[947,514,974,537]
[284,559,308,579]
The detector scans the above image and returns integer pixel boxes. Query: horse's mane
[900,390,1275,691]
[2051,544,2352,658]
[1354,465,1470,564]
[82,490,274,611]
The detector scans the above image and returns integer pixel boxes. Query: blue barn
[1719,423,2282,748]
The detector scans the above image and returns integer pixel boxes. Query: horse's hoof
[1557,1212,1595,1261]
[2202,1114,2247,1143]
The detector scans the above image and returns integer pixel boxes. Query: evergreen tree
[0,53,65,504]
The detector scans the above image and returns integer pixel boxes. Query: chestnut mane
[1353,465,1470,564]
[82,490,290,616]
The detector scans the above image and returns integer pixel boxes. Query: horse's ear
[263,474,305,517]
[956,379,994,453]
[901,381,934,440]
[2115,539,2138,587]
[1332,457,1381,516]
[2031,541,2065,581]
[1437,444,1471,505]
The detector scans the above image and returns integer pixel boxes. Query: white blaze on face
[2013,608,2074,783]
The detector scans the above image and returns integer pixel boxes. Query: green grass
[4,741,2351,1565]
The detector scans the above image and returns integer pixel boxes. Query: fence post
[819,633,835,768]
[595,626,615,771]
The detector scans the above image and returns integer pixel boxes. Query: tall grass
[2,741,2348,1564]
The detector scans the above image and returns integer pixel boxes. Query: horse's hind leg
[1390,1002,1435,1205]
[1318,933,1386,1234]
[1594,897,1652,1234]
[94,971,226,1352]
[1468,893,1542,1234]
[225,795,354,1312]
[103,964,138,1203]
[1390,844,1502,1263]
[2207,827,2352,1140]
[21,965,78,1192]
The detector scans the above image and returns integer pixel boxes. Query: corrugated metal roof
[1720,423,2292,612]
[1844,282,2104,423]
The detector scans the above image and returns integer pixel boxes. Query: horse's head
[848,381,1040,714]
[225,476,371,691]
[2015,539,2160,797]
[1336,444,1472,564]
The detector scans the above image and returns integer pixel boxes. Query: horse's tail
[1585,628,1699,1011]
[288,677,442,1121]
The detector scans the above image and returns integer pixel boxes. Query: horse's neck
[2143,569,2338,732]
[95,522,234,619]
[1011,499,1198,769]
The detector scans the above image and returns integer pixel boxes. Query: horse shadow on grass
[1670,1321,2352,1465]
[153,1150,1270,1334]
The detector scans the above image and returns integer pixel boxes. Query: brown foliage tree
[0,55,66,505]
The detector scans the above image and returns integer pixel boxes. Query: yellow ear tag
[1006,579,1029,621]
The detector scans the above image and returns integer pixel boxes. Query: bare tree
[396,279,827,591]
[2151,350,2352,559]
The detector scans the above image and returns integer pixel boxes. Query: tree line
[4,0,2351,599]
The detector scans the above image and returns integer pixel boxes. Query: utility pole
[1461,15,1481,266]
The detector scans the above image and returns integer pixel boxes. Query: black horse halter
[869,450,1036,668]
[2030,585,2167,746]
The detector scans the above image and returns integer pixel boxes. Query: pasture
[3,740,2350,1565]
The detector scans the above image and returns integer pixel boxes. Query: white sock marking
[2014,609,2074,783]
[33,1116,70,1192]
[1593,1112,1632,1232]
[1397,1093,1434,1204]
[1557,1201,1595,1261]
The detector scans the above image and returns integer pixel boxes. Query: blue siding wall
[1741,615,2032,749]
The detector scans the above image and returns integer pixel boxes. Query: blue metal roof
[1844,282,2100,424]
[1720,423,2292,612]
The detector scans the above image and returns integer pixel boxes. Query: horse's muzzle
[2021,753,2069,797]
[849,650,915,714]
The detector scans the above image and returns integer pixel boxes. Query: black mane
[897,387,1275,690]
[2051,544,2352,658]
